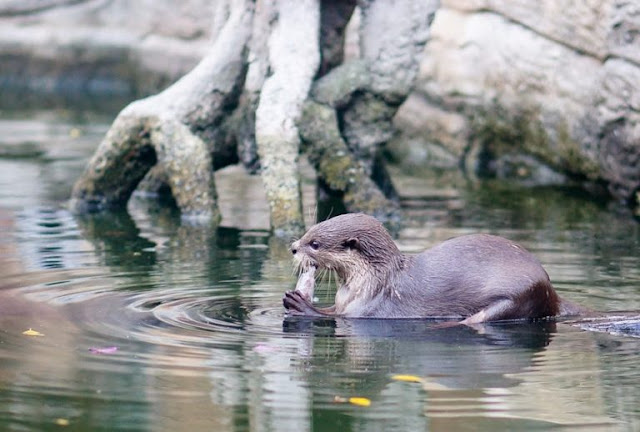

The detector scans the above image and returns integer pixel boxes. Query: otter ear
[344,237,360,251]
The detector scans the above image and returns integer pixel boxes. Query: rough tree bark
[70,0,440,237]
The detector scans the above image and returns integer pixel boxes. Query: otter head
[291,213,402,282]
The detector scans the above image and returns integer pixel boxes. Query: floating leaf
[391,374,423,383]
[55,418,70,426]
[333,396,371,407]
[69,128,82,139]
[348,397,371,407]
[23,328,44,337]
[89,346,118,354]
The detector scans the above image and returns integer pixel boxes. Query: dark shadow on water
[281,316,560,419]
[283,316,556,349]
[73,204,271,286]
[74,210,158,270]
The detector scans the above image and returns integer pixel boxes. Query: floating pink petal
[253,343,279,354]
[89,346,119,354]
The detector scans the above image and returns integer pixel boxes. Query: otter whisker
[292,262,300,278]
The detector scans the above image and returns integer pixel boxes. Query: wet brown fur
[283,213,587,323]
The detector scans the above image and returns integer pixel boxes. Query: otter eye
[309,240,320,250]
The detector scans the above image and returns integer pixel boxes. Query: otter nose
[291,240,300,255]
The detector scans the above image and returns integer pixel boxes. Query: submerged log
[567,313,640,338]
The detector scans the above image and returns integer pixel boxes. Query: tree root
[70,0,253,223]
[70,0,440,234]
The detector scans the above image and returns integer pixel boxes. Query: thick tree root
[69,113,157,213]
[70,0,440,233]
[70,1,253,223]
[297,0,439,225]
[253,0,321,237]
[299,99,396,221]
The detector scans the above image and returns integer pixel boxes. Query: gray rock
[392,1,640,203]
[0,0,213,96]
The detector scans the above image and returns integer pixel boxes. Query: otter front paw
[283,290,320,316]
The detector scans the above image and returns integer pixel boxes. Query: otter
[283,213,586,324]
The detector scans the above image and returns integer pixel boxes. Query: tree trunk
[253,0,321,237]
[70,0,440,236]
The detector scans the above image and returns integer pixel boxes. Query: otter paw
[283,290,316,316]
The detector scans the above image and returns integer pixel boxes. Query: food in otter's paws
[294,265,315,301]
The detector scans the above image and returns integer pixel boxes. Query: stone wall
[393,0,639,204]
[0,0,212,97]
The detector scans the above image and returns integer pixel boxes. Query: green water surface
[0,107,639,432]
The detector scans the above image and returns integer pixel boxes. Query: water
[1,107,639,432]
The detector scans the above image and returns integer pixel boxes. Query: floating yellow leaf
[391,374,423,383]
[23,328,44,337]
[55,418,70,426]
[333,396,371,407]
[348,397,371,407]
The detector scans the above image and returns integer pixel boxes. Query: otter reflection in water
[283,213,587,324]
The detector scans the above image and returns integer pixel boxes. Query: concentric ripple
[77,285,292,353]
[128,287,287,338]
